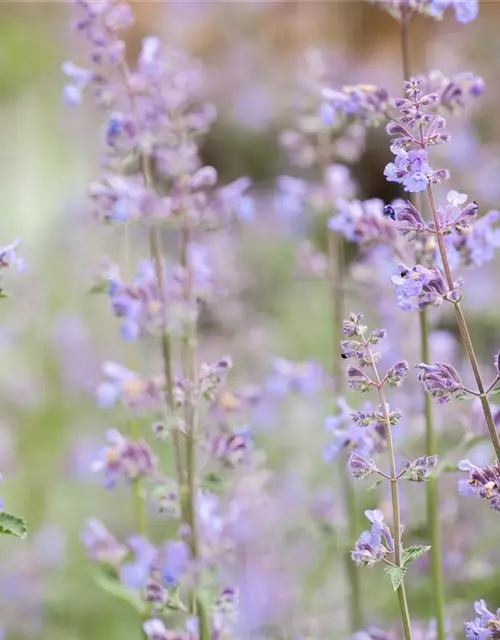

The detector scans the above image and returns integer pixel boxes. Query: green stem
[328,229,364,631]
[365,339,413,640]
[420,310,446,640]
[179,223,210,638]
[399,13,446,640]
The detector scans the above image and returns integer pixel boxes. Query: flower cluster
[351,509,395,567]
[92,428,158,488]
[465,599,500,640]
[369,0,479,24]
[384,78,451,193]
[417,362,471,404]
[391,264,462,311]
[458,459,500,512]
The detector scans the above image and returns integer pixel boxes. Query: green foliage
[402,545,430,567]
[384,565,407,591]
[0,511,27,539]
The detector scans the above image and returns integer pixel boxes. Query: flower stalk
[399,11,446,640]
[328,229,364,632]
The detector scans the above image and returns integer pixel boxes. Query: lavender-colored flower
[385,78,450,192]
[465,599,500,640]
[343,312,367,338]
[329,198,398,248]
[0,239,24,273]
[384,148,433,193]
[321,83,389,126]
[324,399,378,462]
[81,518,128,567]
[161,540,190,587]
[266,357,323,396]
[417,362,470,404]
[458,459,500,512]
[92,428,158,488]
[143,619,170,640]
[120,535,157,589]
[348,452,377,479]
[199,356,232,402]
[391,263,461,310]
[447,209,500,267]
[370,0,479,24]
[404,455,438,482]
[385,360,409,387]
[95,361,163,410]
[347,367,374,393]
[390,200,426,238]
[351,509,394,567]
[210,424,253,468]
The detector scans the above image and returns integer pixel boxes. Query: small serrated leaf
[384,565,406,591]
[88,281,109,295]
[94,572,146,614]
[0,511,27,539]
[367,478,383,491]
[490,385,500,397]
[402,545,430,566]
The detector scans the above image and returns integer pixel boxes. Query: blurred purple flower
[92,428,158,488]
[465,599,500,640]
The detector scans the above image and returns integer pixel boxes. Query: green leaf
[0,511,28,539]
[367,478,383,491]
[402,545,431,566]
[88,281,109,295]
[384,565,406,591]
[94,572,146,614]
[490,385,500,397]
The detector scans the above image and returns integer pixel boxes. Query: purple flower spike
[348,452,377,480]
[351,509,394,567]
[465,599,500,640]
[459,459,500,512]
[417,362,470,404]
[404,455,438,482]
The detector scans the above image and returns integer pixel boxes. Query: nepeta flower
[448,210,500,267]
[351,509,394,567]
[329,198,398,247]
[0,239,24,272]
[385,360,409,387]
[370,0,479,24]
[321,83,389,126]
[465,599,500,640]
[199,357,233,402]
[348,452,377,479]
[385,78,450,193]
[417,362,470,404]
[92,428,158,488]
[404,455,438,482]
[458,459,500,511]
[95,361,163,410]
[266,358,323,396]
[391,263,461,310]
[81,518,128,567]
[324,399,379,462]
[384,148,433,193]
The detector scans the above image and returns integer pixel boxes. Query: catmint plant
[277,47,391,631]
[64,2,256,638]
[340,312,433,640]
[0,240,27,542]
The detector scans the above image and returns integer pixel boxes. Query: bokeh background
[2,1,500,639]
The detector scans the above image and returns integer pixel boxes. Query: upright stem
[179,222,211,640]
[400,14,446,640]
[328,230,363,632]
[425,183,500,459]
[366,342,412,640]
